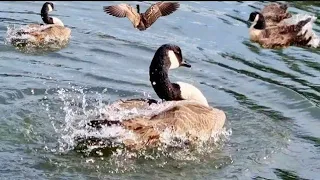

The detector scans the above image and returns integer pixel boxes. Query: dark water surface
[0,1,320,179]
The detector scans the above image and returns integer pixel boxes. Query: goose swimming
[248,11,313,49]
[10,2,71,47]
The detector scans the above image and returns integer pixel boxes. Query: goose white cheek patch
[48,4,53,12]
[254,14,259,23]
[168,50,179,69]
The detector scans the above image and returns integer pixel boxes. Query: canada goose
[11,2,71,47]
[261,2,292,27]
[81,44,226,150]
[248,11,313,49]
[103,2,180,31]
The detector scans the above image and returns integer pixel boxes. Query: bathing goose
[82,44,226,150]
[11,2,71,47]
[248,11,312,49]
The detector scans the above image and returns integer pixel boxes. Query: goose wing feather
[273,18,311,34]
[258,28,312,49]
[103,4,140,27]
[143,2,180,27]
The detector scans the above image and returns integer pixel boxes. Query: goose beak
[181,60,191,68]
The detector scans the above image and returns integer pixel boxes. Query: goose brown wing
[277,18,311,34]
[143,2,180,27]
[257,29,312,49]
[103,4,140,27]
[292,30,313,47]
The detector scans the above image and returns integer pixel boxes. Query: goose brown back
[95,102,226,150]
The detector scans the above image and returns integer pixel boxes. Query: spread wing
[103,4,140,27]
[143,2,180,28]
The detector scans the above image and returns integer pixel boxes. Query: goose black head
[154,44,191,70]
[41,2,54,14]
[248,11,266,30]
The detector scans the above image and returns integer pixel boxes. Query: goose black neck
[254,15,266,30]
[41,6,53,24]
[149,55,182,101]
[136,5,140,14]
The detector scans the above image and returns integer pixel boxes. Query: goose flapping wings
[103,2,180,28]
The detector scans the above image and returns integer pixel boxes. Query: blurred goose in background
[82,44,226,150]
[103,2,180,31]
[11,2,71,47]
[248,11,313,49]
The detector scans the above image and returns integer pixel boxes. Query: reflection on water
[0,1,320,179]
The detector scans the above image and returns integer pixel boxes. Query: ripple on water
[1,1,320,179]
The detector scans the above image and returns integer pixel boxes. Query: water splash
[48,87,231,160]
